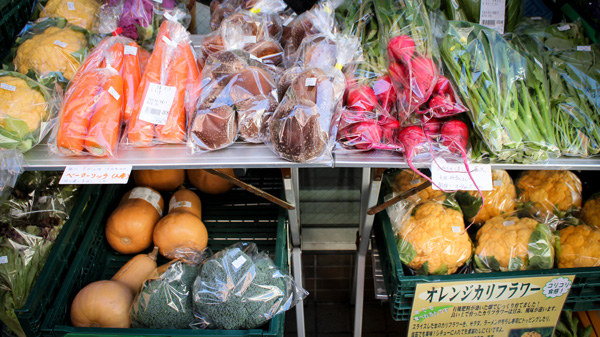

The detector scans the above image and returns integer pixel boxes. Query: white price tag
[162,36,177,47]
[108,86,120,100]
[493,180,503,187]
[410,179,421,186]
[530,16,542,20]
[577,45,592,52]
[164,12,175,21]
[431,158,493,191]
[232,256,246,269]
[67,1,75,10]
[451,226,461,233]
[1,83,16,91]
[124,45,138,55]
[243,35,257,44]
[479,0,506,34]
[139,83,177,125]
[503,220,515,227]
[169,200,192,211]
[153,0,162,3]
[557,24,571,31]
[130,187,163,215]
[53,40,67,48]
[305,78,317,86]
[60,165,132,185]
[0,256,7,264]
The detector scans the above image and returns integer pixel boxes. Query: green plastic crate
[13,185,103,337]
[374,208,600,321]
[0,0,32,59]
[42,170,287,337]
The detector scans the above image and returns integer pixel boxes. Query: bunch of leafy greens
[0,172,78,337]
[442,0,524,33]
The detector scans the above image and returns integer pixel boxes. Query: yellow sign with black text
[408,275,575,337]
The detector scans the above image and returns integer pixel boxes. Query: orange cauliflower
[474,215,554,272]
[581,194,600,229]
[457,169,517,224]
[40,0,100,30]
[517,170,582,214]
[392,169,445,203]
[397,200,472,275]
[521,332,542,337]
[558,225,600,268]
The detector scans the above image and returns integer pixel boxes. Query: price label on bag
[53,40,67,48]
[431,158,493,191]
[139,83,177,125]
[479,0,506,34]
[60,165,132,184]
[67,1,75,10]
[1,83,16,91]
[124,45,138,55]
[577,45,592,52]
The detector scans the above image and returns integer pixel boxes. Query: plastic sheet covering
[209,0,287,34]
[441,0,524,33]
[191,242,307,330]
[474,208,555,273]
[0,150,23,201]
[557,224,600,268]
[516,170,582,216]
[40,0,100,30]
[581,193,600,229]
[0,71,58,152]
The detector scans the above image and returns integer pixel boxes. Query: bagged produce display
[515,21,589,51]
[0,71,58,152]
[0,172,79,337]
[10,18,88,82]
[124,19,201,147]
[474,209,555,272]
[557,224,600,268]
[387,169,445,204]
[516,170,582,216]
[581,193,600,229]
[192,242,307,330]
[456,169,517,224]
[209,0,287,33]
[40,0,100,30]
[442,0,524,33]
[0,150,23,201]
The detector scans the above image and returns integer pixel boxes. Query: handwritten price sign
[60,165,132,184]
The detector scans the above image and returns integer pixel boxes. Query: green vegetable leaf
[455,191,482,221]
[507,256,524,271]
[528,223,554,270]
[397,238,417,266]
[4,117,30,139]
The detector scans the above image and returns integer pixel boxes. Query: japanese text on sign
[60,165,132,184]
[431,158,492,191]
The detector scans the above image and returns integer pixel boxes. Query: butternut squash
[70,280,133,328]
[169,186,202,218]
[133,169,185,192]
[106,187,164,254]
[111,247,159,295]
[153,212,208,260]
[187,168,235,195]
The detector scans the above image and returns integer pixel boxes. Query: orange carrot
[101,42,124,72]
[56,72,102,155]
[84,72,124,156]
[122,42,142,123]
[71,39,109,84]
[139,47,152,73]
[155,44,188,143]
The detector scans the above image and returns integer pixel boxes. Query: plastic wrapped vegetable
[124,19,201,147]
[515,21,588,51]
[557,225,600,268]
[0,71,58,152]
[12,18,88,82]
[442,0,523,33]
[581,194,600,229]
[210,0,287,33]
[474,212,555,272]
[192,242,307,330]
[516,170,582,215]
[395,198,472,275]
[40,0,100,30]
[131,260,200,329]
[390,169,445,203]
[456,169,517,224]
[0,150,23,201]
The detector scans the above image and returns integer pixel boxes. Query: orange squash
[153,212,208,260]
[169,186,202,218]
[111,247,159,295]
[106,187,164,254]
[132,169,185,192]
[187,168,235,194]
[70,280,133,328]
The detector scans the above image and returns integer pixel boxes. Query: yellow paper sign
[408,275,575,337]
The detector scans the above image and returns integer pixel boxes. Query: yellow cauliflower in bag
[14,26,86,81]
[392,169,445,203]
[581,194,600,229]
[558,225,600,268]
[517,170,582,214]
[40,0,100,30]
[396,199,472,275]
[0,76,47,132]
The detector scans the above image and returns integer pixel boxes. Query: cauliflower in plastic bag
[517,170,582,215]
[474,214,554,272]
[40,0,100,30]
[557,225,600,268]
[396,198,472,275]
[392,169,445,203]
[14,20,87,81]
[581,193,600,229]
[456,169,517,224]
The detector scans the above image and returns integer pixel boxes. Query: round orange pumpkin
[106,187,164,254]
[187,168,235,194]
[132,169,185,192]
[169,186,202,219]
[71,280,133,328]
[153,212,209,259]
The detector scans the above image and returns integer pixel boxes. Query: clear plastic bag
[474,208,555,273]
[123,19,201,147]
[557,224,600,268]
[385,168,445,204]
[0,71,59,152]
[515,21,588,51]
[516,170,582,216]
[40,0,100,30]
[0,150,23,201]
[191,242,307,330]
[441,0,524,33]
[581,193,600,230]
[209,0,287,34]
[11,18,89,83]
